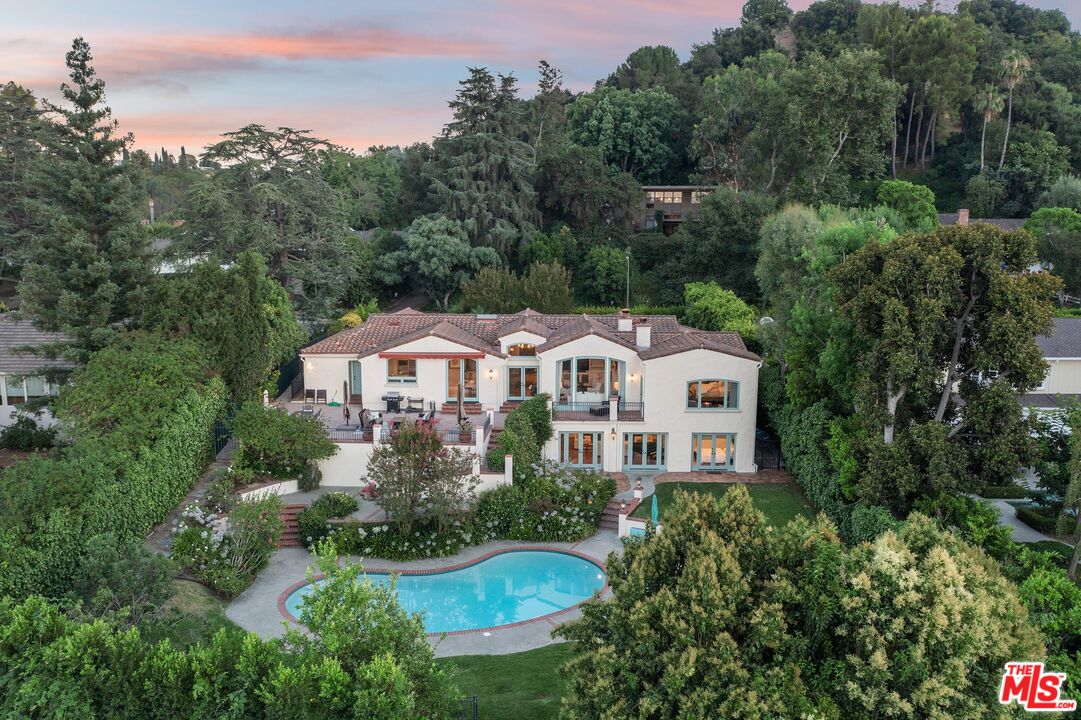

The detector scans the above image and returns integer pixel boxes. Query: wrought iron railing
[326,426,390,443]
[551,400,645,421]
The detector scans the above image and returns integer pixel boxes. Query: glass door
[692,433,735,470]
[348,360,362,400]
[507,367,538,401]
[447,359,479,402]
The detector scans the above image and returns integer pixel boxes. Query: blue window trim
[622,432,667,469]
[558,431,604,468]
[690,432,736,471]
[686,379,739,410]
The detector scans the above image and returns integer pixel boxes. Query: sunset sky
[3,0,1078,154]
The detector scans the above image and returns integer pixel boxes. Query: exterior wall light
[628,373,638,383]
[487,368,496,380]
[610,427,617,440]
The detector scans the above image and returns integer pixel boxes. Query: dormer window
[508,343,536,357]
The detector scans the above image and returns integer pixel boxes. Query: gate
[457,696,478,720]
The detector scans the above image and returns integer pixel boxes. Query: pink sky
[2,0,1077,154]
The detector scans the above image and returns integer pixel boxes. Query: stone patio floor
[226,531,624,658]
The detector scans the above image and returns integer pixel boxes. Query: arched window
[508,343,536,357]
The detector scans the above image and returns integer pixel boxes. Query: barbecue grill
[381,391,401,413]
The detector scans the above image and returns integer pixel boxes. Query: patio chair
[300,404,315,415]
[304,388,316,403]
[315,389,327,404]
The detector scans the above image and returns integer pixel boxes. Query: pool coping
[276,545,610,637]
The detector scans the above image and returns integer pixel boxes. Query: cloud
[3,25,506,89]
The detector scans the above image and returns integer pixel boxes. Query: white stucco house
[0,314,72,427]
[1020,317,1081,428]
[299,309,761,479]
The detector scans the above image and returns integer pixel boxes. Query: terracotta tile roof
[937,214,1027,231]
[1019,393,1080,409]
[304,311,760,362]
[1037,318,1081,358]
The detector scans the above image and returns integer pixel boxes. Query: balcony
[552,401,644,422]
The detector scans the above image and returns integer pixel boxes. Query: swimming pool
[282,549,607,634]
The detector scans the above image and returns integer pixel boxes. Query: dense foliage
[558,486,1043,719]
[0,546,460,719]
[231,401,337,481]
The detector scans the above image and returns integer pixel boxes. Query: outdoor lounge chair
[315,389,327,404]
[304,388,316,403]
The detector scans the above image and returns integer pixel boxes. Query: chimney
[617,308,632,332]
[957,208,969,226]
[635,320,651,349]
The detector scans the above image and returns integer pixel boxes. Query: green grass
[632,482,813,528]
[142,579,242,648]
[441,643,576,720]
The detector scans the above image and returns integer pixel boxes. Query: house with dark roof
[0,314,73,426]
[1020,317,1081,415]
[301,309,761,477]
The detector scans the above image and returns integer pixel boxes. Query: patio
[277,397,508,446]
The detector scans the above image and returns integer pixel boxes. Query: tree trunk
[912,101,926,171]
[998,87,1014,172]
[902,91,916,168]
[936,285,978,423]
[891,111,898,178]
[1070,540,1079,582]
[921,111,937,167]
[979,115,988,172]
[929,112,938,163]
[884,377,906,445]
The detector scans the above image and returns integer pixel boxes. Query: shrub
[231,401,337,480]
[515,393,553,445]
[71,533,175,629]
[980,484,1032,499]
[297,462,321,492]
[1016,505,1071,535]
[496,409,541,483]
[171,494,283,597]
[847,504,897,543]
[315,464,617,560]
[297,491,359,546]
[0,414,57,451]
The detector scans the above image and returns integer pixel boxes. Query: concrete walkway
[983,497,1072,546]
[226,531,623,658]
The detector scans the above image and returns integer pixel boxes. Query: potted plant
[458,418,473,442]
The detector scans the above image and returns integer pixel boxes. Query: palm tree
[974,84,1004,173]
[997,50,1033,172]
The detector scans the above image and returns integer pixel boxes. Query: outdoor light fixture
[487,368,496,379]
[610,427,617,440]
[628,373,638,383]
[620,500,627,513]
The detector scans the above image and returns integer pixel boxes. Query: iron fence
[551,400,645,421]
[457,696,478,720]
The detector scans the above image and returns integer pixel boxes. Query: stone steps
[278,503,307,548]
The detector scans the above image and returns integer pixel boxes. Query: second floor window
[387,358,417,383]
[687,379,739,409]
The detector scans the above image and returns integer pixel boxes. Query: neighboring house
[301,309,761,476]
[1021,317,1081,421]
[937,209,1026,232]
[0,314,73,427]
[640,186,714,235]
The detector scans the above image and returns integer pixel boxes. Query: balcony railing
[552,401,644,422]
[326,426,390,443]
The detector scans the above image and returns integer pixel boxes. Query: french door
[507,366,537,401]
[447,358,478,401]
[691,433,736,471]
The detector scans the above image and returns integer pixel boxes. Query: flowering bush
[296,492,359,546]
[310,463,617,560]
[171,494,283,597]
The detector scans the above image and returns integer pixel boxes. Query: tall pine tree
[20,37,152,362]
[0,82,44,284]
[429,67,538,261]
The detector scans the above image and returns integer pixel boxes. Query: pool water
[284,550,606,633]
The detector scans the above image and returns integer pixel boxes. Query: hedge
[83,381,227,539]
[0,379,227,599]
[979,484,1032,499]
[1016,506,1077,536]
[574,304,684,316]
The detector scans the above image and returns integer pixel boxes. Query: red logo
[999,662,1076,712]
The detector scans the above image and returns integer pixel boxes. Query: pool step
[278,503,307,548]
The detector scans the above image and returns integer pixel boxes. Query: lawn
[441,643,576,720]
[632,482,813,528]
[141,579,242,648]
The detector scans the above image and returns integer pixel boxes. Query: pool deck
[225,531,624,657]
